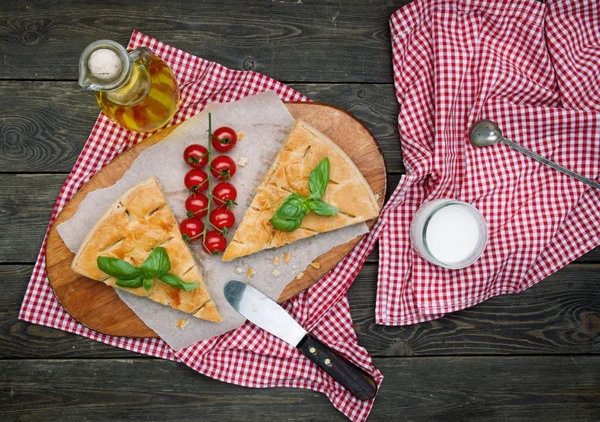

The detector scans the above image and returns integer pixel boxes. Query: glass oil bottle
[79,40,180,132]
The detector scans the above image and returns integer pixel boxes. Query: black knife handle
[297,335,377,401]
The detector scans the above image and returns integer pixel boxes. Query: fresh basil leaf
[308,199,339,216]
[115,277,143,289]
[141,247,171,278]
[143,277,154,291]
[158,273,183,288]
[270,158,336,232]
[97,256,140,279]
[270,214,303,232]
[274,193,310,220]
[308,157,330,199]
[159,273,200,292]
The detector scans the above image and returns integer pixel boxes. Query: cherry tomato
[212,182,238,208]
[202,230,227,254]
[184,169,209,193]
[180,217,204,243]
[210,156,236,180]
[183,144,208,168]
[211,127,238,152]
[185,193,209,218]
[210,207,236,234]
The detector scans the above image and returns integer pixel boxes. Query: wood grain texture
[45,102,386,338]
[2,264,598,358]
[4,172,600,266]
[0,173,401,264]
[1,357,599,421]
[0,82,95,173]
[348,264,600,357]
[0,0,409,82]
[0,265,139,359]
[0,174,65,262]
[0,81,402,173]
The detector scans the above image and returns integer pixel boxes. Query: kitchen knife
[224,280,378,401]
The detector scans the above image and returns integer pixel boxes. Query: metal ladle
[468,120,600,190]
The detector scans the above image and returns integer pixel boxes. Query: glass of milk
[410,199,488,269]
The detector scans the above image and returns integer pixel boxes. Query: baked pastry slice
[71,176,221,323]
[223,120,380,261]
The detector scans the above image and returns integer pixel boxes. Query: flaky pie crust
[71,176,221,323]
[223,120,380,261]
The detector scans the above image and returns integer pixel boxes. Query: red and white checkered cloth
[359,0,600,325]
[19,30,382,421]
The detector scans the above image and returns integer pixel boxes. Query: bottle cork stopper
[88,48,122,81]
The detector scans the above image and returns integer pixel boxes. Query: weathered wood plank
[2,263,598,358]
[0,174,65,263]
[349,264,600,357]
[1,357,598,421]
[0,81,402,173]
[4,172,600,265]
[0,173,399,264]
[0,0,406,82]
[0,82,97,173]
[0,265,140,359]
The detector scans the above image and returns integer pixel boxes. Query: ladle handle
[500,137,600,190]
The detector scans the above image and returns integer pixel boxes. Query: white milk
[410,199,488,269]
[425,205,480,264]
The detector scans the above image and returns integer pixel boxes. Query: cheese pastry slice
[71,176,221,323]
[223,120,380,261]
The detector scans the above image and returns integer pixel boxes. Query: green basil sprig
[97,247,200,292]
[269,157,338,232]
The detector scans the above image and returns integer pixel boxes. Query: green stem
[201,113,213,249]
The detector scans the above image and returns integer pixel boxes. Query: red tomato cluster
[181,126,239,255]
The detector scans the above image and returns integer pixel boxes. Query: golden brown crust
[193,300,222,323]
[176,319,190,330]
[71,176,220,322]
[223,120,380,261]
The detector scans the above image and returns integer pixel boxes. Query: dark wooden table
[1,1,599,420]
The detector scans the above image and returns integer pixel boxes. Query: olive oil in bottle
[79,40,180,133]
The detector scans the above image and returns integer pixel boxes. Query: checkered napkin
[19,31,382,421]
[351,0,600,325]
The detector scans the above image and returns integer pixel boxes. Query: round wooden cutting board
[46,102,386,338]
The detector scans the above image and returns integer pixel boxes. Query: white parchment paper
[57,91,368,351]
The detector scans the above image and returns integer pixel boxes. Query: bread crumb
[295,272,304,280]
[247,267,256,281]
[310,261,321,269]
[176,319,190,330]
[237,131,245,140]
[375,193,380,201]
[283,252,291,263]
[273,256,280,266]
[238,156,249,167]
[235,267,243,274]
[271,269,281,277]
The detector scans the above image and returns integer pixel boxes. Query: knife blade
[224,280,377,401]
